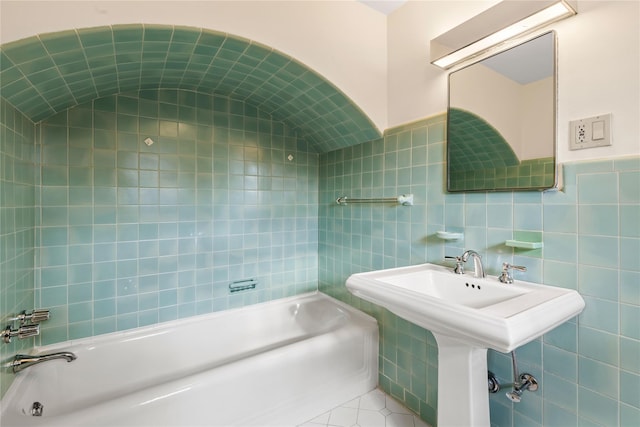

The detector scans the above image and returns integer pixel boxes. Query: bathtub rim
[1,291,377,392]
[0,291,379,424]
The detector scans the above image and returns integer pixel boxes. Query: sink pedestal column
[433,333,490,427]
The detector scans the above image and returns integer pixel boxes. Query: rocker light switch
[592,120,605,140]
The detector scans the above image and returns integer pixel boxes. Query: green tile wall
[448,108,519,170]
[34,89,319,344]
[449,157,556,191]
[447,108,556,191]
[0,99,36,397]
[0,25,380,152]
[318,114,640,427]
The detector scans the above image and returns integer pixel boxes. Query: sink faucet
[461,250,485,278]
[9,351,77,373]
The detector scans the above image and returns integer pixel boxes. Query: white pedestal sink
[346,263,585,427]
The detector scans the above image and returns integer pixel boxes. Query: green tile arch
[447,107,519,171]
[0,24,381,152]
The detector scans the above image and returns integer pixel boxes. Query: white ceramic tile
[328,406,359,427]
[356,408,386,427]
[385,396,412,415]
[308,411,331,424]
[387,413,416,427]
[298,388,432,427]
[359,390,386,411]
[343,397,361,409]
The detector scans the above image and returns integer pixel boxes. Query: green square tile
[139,170,159,187]
[69,186,93,205]
[112,24,144,41]
[42,166,68,185]
[69,227,93,245]
[117,96,139,114]
[2,38,50,64]
[67,206,92,225]
[197,30,226,48]
[1,78,31,98]
[137,119,158,138]
[40,31,83,54]
[0,50,16,70]
[77,26,113,47]
[41,227,68,247]
[40,246,67,267]
[172,27,201,44]
[0,66,22,91]
[16,56,56,75]
[143,25,174,42]
[620,171,640,203]
[578,173,619,204]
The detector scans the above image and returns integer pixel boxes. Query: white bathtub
[0,292,378,426]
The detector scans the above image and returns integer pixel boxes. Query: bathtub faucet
[9,351,77,373]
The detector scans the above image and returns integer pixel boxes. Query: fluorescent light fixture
[431,0,577,69]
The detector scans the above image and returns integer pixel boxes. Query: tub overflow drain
[31,402,43,416]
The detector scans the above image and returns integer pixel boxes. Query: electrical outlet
[575,124,586,144]
[569,114,612,150]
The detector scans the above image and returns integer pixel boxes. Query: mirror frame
[446,31,558,193]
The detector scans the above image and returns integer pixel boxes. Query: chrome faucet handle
[499,263,527,284]
[17,324,40,339]
[28,309,50,324]
[9,309,50,325]
[2,324,40,343]
[445,256,465,274]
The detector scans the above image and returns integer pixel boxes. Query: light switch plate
[569,114,612,150]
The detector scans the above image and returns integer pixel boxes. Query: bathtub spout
[10,352,77,373]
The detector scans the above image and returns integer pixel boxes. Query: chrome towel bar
[336,194,413,206]
[229,278,258,293]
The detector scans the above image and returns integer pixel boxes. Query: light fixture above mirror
[431,0,577,70]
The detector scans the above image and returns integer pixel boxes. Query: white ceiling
[359,0,407,15]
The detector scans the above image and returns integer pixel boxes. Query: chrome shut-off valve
[506,373,539,403]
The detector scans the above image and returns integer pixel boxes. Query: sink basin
[346,263,585,353]
[348,263,585,426]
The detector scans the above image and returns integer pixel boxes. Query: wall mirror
[447,31,557,192]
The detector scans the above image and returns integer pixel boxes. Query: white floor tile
[343,397,361,409]
[356,409,386,427]
[379,408,391,416]
[298,388,432,427]
[386,413,416,427]
[327,406,359,427]
[309,411,331,424]
[359,390,386,411]
[385,396,412,415]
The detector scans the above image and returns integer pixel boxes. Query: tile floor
[299,389,431,427]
